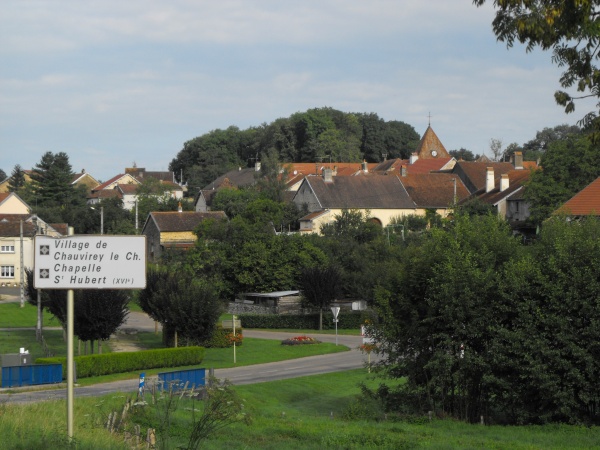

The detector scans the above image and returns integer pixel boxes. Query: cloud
[0,0,586,181]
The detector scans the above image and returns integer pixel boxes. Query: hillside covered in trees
[168,107,421,190]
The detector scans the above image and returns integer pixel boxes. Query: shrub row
[238,311,372,330]
[202,326,243,348]
[36,346,205,379]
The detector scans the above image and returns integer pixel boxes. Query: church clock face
[431,150,438,157]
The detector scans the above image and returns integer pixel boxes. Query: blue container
[1,364,62,388]
[157,368,206,391]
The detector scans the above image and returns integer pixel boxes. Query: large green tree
[29,151,75,207]
[25,270,129,353]
[7,164,26,193]
[137,267,224,347]
[300,265,343,330]
[371,214,521,423]
[474,0,600,136]
[168,108,420,186]
[525,133,600,224]
[488,217,600,424]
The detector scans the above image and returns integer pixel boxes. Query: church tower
[415,125,450,159]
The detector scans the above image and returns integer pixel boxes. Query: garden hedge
[36,346,205,379]
[238,311,373,330]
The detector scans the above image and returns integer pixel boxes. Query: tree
[169,126,245,189]
[489,138,503,161]
[7,165,25,192]
[0,168,6,181]
[487,217,600,424]
[300,265,342,330]
[449,148,476,161]
[138,267,223,347]
[30,151,74,207]
[254,148,289,202]
[25,270,128,353]
[321,209,382,244]
[370,214,520,423]
[474,1,600,138]
[524,133,600,224]
[522,124,582,159]
[135,177,192,225]
[72,289,129,353]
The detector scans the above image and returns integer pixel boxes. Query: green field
[2,302,599,449]
[2,370,599,449]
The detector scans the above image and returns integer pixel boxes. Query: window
[1,243,15,253]
[1,266,15,278]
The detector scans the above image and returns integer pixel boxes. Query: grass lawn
[70,336,349,386]
[0,301,145,328]
[2,369,599,449]
[0,302,62,328]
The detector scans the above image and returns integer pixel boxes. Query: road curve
[1,330,375,404]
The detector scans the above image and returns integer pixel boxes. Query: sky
[0,1,593,183]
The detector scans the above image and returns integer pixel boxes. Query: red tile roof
[556,177,600,216]
[400,173,470,208]
[88,190,122,200]
[453,161,516,193]
[409,157,453,174]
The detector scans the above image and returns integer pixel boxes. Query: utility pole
[19,220,24,308]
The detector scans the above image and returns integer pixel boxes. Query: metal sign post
[67,284,74,440]
[222,316,241,364]
[33,234,146,442]
[233,315,236,364]
[331,306,340,346]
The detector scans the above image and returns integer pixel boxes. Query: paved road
[1,313,376,404]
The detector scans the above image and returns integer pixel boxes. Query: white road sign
[34,235,146,289]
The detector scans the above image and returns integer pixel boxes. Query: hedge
[36,346,205,379]
[238,311,373,330]
[202,326,243,348]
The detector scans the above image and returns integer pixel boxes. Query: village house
[141,210,227,262]
[0,192,66,287]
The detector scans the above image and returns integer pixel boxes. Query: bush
[239,311,371,330]
[202,326,243,348]
[36,346,205,379]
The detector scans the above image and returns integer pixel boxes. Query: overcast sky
[0,1,591,182]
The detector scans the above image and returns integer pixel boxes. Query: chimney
[486,167,494,193]
[409,152,419,164]
[500,174,509,192]
[514,151,523,170]
[361,160,368,173]
[323,167,333,183]
[401,165,407,177]
[255,161,261,172]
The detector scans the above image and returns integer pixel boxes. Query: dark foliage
[169,107,419,189]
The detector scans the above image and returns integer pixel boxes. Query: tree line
[168,107,422,190]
